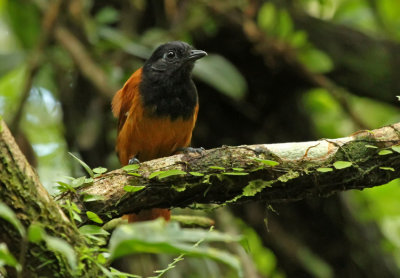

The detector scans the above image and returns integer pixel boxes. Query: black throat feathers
[138,41,206,120]
[139,70,198,120]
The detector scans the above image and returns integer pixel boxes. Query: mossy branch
[2,116,400,276]
[81,123,400,221]
[0,120,99,277]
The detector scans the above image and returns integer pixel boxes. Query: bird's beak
[187,49,207,62]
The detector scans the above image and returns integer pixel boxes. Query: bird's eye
[165,51,176,59]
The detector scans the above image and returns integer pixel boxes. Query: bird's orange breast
[116,94,198,165]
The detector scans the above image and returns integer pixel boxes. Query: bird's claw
[128,157,140,165]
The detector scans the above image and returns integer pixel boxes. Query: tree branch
[81,123,400,221]
[2,114,400,276]
[0,120,99,277]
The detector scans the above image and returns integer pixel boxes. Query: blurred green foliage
[109,219,243,276]
[258,2,334,73]
[239,220,280,277]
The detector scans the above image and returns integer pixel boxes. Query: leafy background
[1,0,400,277]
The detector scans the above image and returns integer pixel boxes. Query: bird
[112,41,207,222]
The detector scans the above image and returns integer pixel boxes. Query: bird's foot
[128,156,140,165]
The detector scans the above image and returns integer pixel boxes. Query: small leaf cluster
[316,144,400,173]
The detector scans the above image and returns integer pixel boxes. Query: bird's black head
[143,41,207,80]
[140,41,206,119]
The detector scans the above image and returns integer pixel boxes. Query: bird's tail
[123,209,171,222]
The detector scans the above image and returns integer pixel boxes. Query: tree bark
[82,123,400,221]
[0,120,98,277]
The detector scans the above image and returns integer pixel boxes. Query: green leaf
[223,172,249,176]
[86,211,103,224]
[276,9,293,38]
[97,253,107,265]
[79,225,109,236]
[333,161,352,169]
[95,7,119,24]
[6,0,41,48]
[72,211,82,223]
[122,164,140,171]
[378,150,393,155]
[365,144,378,149]
[250,157,280,166]
[298,48,333,73]
[392,145,400,153]
[44,235,77,271]
[193,54,247,101]
[158,169,186,179]
[189,172,204,176]
[84,178,94,185]
[28,224,45,244]
[260,160,280,166]
[56,181,75,193]
[243,180,273,197]
[258,2,277,32]
[0,202,25,237]
[109,267,142,277]
[379,167,395,172]
[232,168,245,171]
[316,167,333,172]
[123,185,145,193]
[70,202,81,213]
[82,194,105,202]
[0,243,19,268]
[93,167,107,174]
[127,172,142,177]
[289,30,308,48]
[277,171,300,183]
[109,219,242,277]
[63,201,82,223]
[149,171,165,179]
[209,166,225,170]
[71,176,86,188]
[68,152,94,177]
